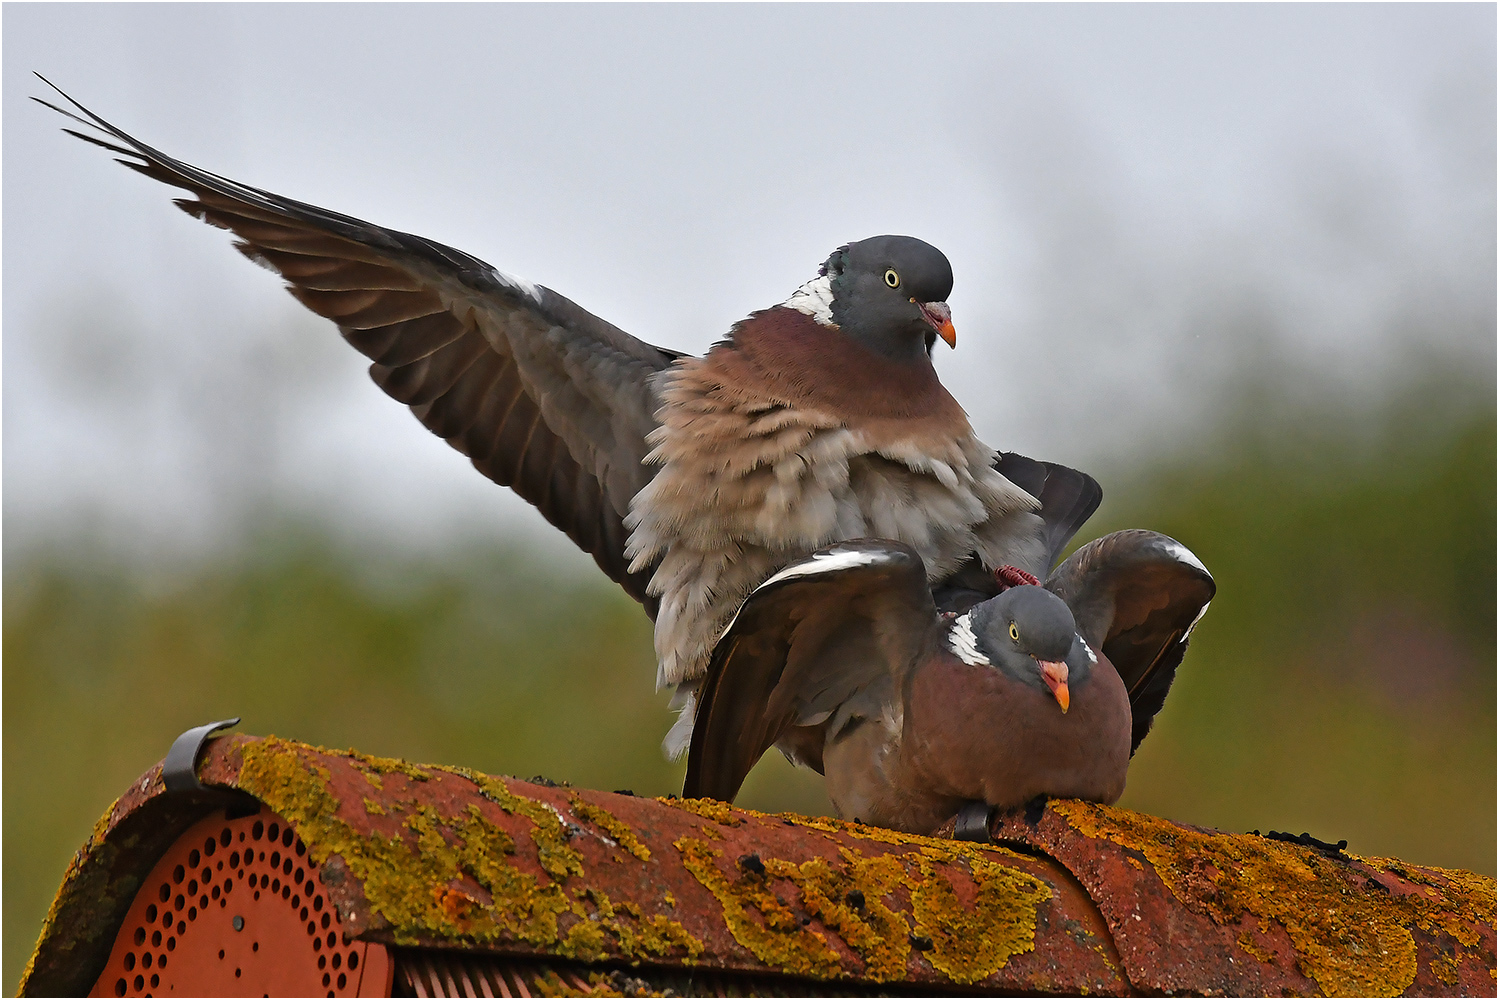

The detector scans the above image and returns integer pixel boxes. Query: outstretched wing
[683,541,935,804]
[932,453,1103,613]
[1045,529,1215,753]
[37,77,678,613]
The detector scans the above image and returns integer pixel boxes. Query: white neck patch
[782,273,835,326]
[948,613,991,666]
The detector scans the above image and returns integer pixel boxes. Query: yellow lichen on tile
[908,853,1050,985]
[1052,800,1495,997]
[569,794,652,861]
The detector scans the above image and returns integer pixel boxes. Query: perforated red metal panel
[88,808,393,997]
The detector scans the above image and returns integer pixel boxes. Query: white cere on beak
[949,613,991,667]
[783,273,835,326]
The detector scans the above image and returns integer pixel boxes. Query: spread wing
[932,453,1103,612]
[36,78,679,613]
[683,541,935,804]
[1045,529,1215,753]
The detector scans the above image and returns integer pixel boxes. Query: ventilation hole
[331,953,341,969]
[252,941,259,953]
[252,822,263,841]
[161,912,173,929]
[296,839,306,857]
[172,865,185,885]
[146,904,158,922]
[131,927,144,946]
[305,880,315,896]
[187,880,198,896]
[188,907,197,921]
[235,968,242,979]
[188,849,200,869]
[220,899,227,908]
[212,886,221,900]
[167,937,175,951]
[141,953,152,969]
[292,895,301,909]
[218,950,225,960]
[283,828,294,848]
[204,837,217,857]
[217,861,224,872]
[230,851,240,868]
[294,868,304,884]
[319,955,327,970]
[328,993,334,998]
[281,886,290,900]
[174,895,184,911]
[313,895,323,911]
[238,869,245,880]
[321,912,331,929]
[133,975,144,992]
[238,831,246,842]
[311,927,320,946]
[335,911,343,925]
[272,878,281,894]
[224,879,233,893]
[301,907,309,921]
[259,852,266,863]
[123,954,136,971]
[322,973,330,987]
[114,978,126,996]
[151,930,161,948]
[157,955,166,969]
[200,895,209,909]
[177,921,185,935]
[150,974,160,989]
[202,867,212,883]
[326,932,336,948]
[267,823,280,843]
[260,875,269,889]
[158,885,170,903]
[348,952,359,970]
[283,859,293,876]
[337,973,347,989]
[270,851,281,869]
[220,828,231,847]
[254,891,260,901]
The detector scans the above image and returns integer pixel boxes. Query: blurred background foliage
[5,7,1495,991]
[6,363,1493,987]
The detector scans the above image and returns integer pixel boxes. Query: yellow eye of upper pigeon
[884,269,900,288]
[1008,622,1020,642]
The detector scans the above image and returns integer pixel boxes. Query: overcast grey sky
[5,4,1494,566]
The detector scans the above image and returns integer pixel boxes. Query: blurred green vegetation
[4,377,1494,989]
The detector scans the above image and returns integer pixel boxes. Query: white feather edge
[1162,540,1210,577]
[716,547,891,643]
[782,273,835,326]
[488,265,541,303]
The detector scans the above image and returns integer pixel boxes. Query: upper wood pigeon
[37,80,1101,752]
[683,532,1214,834]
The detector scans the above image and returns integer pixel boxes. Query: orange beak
[916,300,957,348]
[1038,660,1070,713]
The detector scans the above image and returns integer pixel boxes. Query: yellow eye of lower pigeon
[1008,622,1020,642]
[884,269,900,288]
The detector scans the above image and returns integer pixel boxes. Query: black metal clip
[953,800,993,842]
[163,717,241,794]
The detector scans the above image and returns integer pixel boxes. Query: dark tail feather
[996,452,1102,568]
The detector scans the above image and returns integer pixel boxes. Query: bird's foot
[933,800,994,842]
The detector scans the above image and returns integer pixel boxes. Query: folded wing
[1045,529,1215,753]
[37,78,679,612]
[683,541,935,803]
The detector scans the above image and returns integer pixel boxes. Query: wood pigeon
[682,532,1214,834]
[37,81,1101,754]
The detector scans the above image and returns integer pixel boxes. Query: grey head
[959,585,1096,713]
[824,236,956,361]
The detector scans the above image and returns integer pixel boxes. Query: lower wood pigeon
[37,81,1101,755]
[682,532,1215,834]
